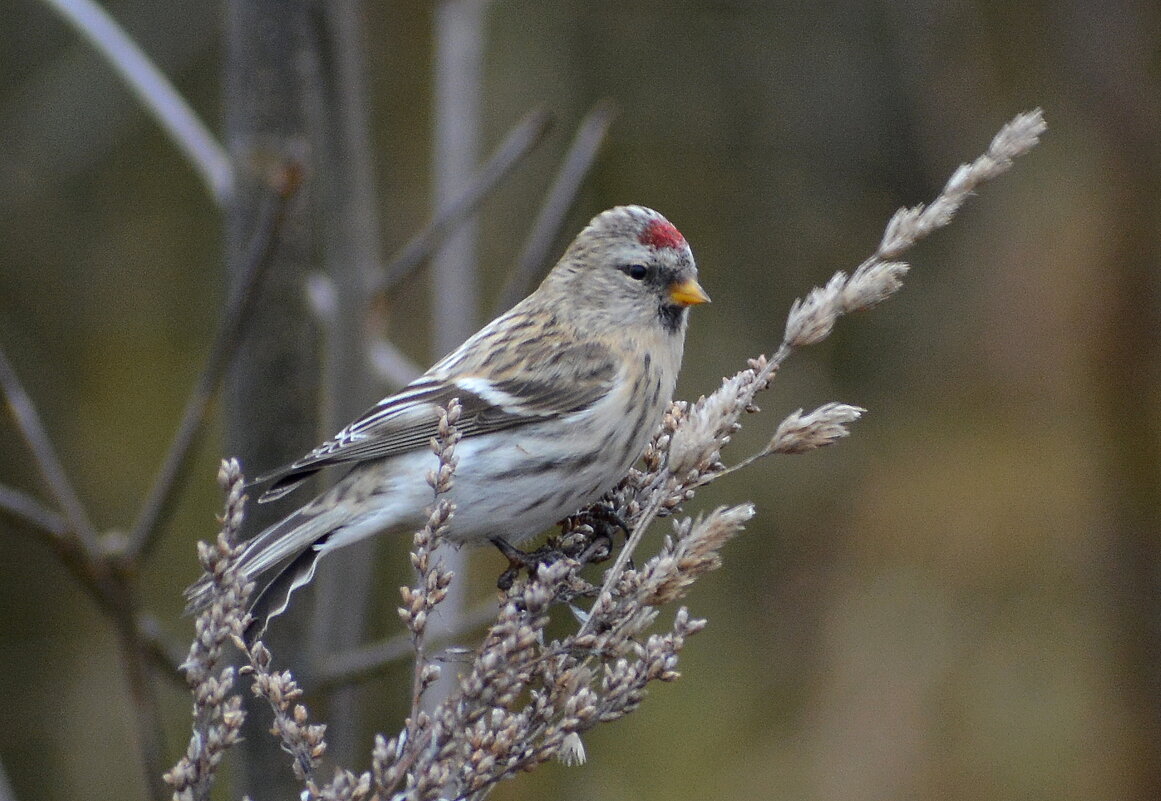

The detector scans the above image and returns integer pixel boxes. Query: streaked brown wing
[257,340,617,501]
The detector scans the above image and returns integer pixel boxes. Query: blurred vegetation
[1,1,1158,800]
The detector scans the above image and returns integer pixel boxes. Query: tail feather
[182,501,355,634]
[238,504,352,578]
[254,469,319,504]
[244,543,325,641]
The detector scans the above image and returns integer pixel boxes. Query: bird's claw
[490,509,629,592]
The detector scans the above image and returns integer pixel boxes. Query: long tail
[183,501,357,639]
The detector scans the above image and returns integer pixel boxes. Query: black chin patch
[658,303,686,334]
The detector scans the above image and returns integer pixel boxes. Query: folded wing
[257,340,618,502]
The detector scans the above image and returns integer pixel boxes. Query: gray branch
[39,0,233,203]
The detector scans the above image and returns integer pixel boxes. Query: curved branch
[313,600,497,691]
[39,0,234,203]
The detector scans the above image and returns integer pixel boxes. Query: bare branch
[136,612,193,684]
[494,100,618,314]
[374,109,554,294]
[38,0,234,203]
[367,335,425,389]
[0,483,67,538]
[306,274,425,385]
[313,600,496,691]
[0,486,122,620]
[126,163,303,563]
[114,606,171,801]
[0,344,101,557]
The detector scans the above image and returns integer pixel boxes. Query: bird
[185,205,709,633]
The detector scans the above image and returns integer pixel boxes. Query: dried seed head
[769,403,866,455]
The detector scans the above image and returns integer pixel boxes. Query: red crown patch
[639,218,686,251]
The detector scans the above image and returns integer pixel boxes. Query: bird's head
[547,205,710,334]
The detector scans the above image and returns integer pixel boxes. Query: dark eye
[622,264,648,280]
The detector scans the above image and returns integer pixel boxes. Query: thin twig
[374,109,553,294]
[0,344,102,558]
[38,0,234,203]
[125,163,303,563]
[495,99,617,313]
[0,483,67,537]
[313,599,497,691]
[136,612,191,683]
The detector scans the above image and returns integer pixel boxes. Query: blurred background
[1,1,1158,800]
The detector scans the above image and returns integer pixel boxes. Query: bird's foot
[491,537,570,591]
[491,505,631,592]
[562,503,631,568]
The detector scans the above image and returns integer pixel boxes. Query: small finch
[186,205,709,631]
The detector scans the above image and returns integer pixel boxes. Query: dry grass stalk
[163,460,249,801]
[589,109,1047,603]
[168,109,1047,801]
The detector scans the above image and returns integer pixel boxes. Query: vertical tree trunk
[223,1,319,796]
[422,0,488,711]
[223,0,384,794]
[302,0,387,768]
[432,0,484,357]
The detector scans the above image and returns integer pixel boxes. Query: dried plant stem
[401,401,461,722]
[243,640,328,785]
[592,109,1047,606]
[711,402,868,481]
[164,460,250,801]
[171,109,1047,801]
[579,489,668,637]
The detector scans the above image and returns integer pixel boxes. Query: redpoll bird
[185,205,709,631]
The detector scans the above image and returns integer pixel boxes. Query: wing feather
[257,338,618,501]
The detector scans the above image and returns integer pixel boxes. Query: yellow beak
[668,277,711,307]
